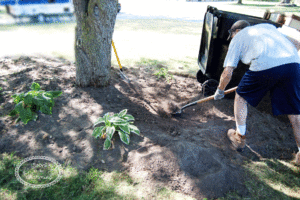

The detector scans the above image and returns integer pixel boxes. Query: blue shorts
[236,63,300,116]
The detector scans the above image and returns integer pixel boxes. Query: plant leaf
[94,117,105,127]
[23,94,34,105]
[15,117,21,123]
[123,114,134,121]
[45,91,62,98]
[106,126,115,140]
[92,126,105,138]
[118,109,128,118]
[118,130,130,145]
[9,109,18,117]
[113,121,129,126]
[10,83,61,125]
[41,92,52,102]
[119,125,130,134]
[103,138,111,150]
[103,113,111,123]
[14,103,33,124]
[30,82,40,91]
[39,102,52,115]
[12,93,25,104]
[110,117,128,127]
[129,124,140,135]
[33,93,53,115]
[110,116,123,123]
[26,90,39,97]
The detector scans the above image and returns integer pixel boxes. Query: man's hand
[214,88,225,100]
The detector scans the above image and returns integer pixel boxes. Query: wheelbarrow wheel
[196,70,208,84]
[202,79,219,97]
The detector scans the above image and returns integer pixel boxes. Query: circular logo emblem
[15,156,63,188]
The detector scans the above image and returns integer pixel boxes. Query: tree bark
[73,0,117,87]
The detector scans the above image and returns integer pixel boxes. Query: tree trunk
[237,0,242,4]
[73,0,117,87]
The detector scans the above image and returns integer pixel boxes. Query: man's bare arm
[218,66,234,91]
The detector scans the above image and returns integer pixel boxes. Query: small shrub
[93,109,140,150]
[9,82,62,124]
[153,67,173,82]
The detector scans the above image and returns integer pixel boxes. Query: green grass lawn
[0,18,203,77]
[0,2,299,77]
[1,152,299,200]
[0,22,76,61]
[113,19,202,77]
[0,153,195,200]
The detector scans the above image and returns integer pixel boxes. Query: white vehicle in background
[0,0,74,22]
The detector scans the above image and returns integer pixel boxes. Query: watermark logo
[15,156,63,188]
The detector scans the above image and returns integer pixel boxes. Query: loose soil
[0,56,299,199]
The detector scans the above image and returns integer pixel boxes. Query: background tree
[237,0,242,4]
[73,0,117,87]
[280,0,291,3]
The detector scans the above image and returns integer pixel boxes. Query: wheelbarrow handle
[196,86,238,104]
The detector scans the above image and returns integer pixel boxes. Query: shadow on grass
[219,160,300,200]
[225,159,300,200]
[0,153,137,200]
[264,159,300,189]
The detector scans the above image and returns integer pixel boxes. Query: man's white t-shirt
[223,23,300,71]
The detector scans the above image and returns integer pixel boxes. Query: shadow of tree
[240,159,300,200]
[0,153,137,200]
[0,56,299,199]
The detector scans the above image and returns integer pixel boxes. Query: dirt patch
[0,56,298,199]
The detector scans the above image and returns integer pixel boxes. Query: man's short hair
[227,20,251,40]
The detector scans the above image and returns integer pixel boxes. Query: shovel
[112,40,130,83]
[172,86,238,117]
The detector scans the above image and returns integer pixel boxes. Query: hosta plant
[9,82,62,124]
[93,109,140,150]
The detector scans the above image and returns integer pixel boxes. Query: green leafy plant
[153,67,173,82]
[9,82,62,124]
[92,109,140,150]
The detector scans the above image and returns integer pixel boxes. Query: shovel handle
[196,86,238,104]
[112,40,123,71]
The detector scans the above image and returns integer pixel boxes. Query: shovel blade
[171,111,182,118]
